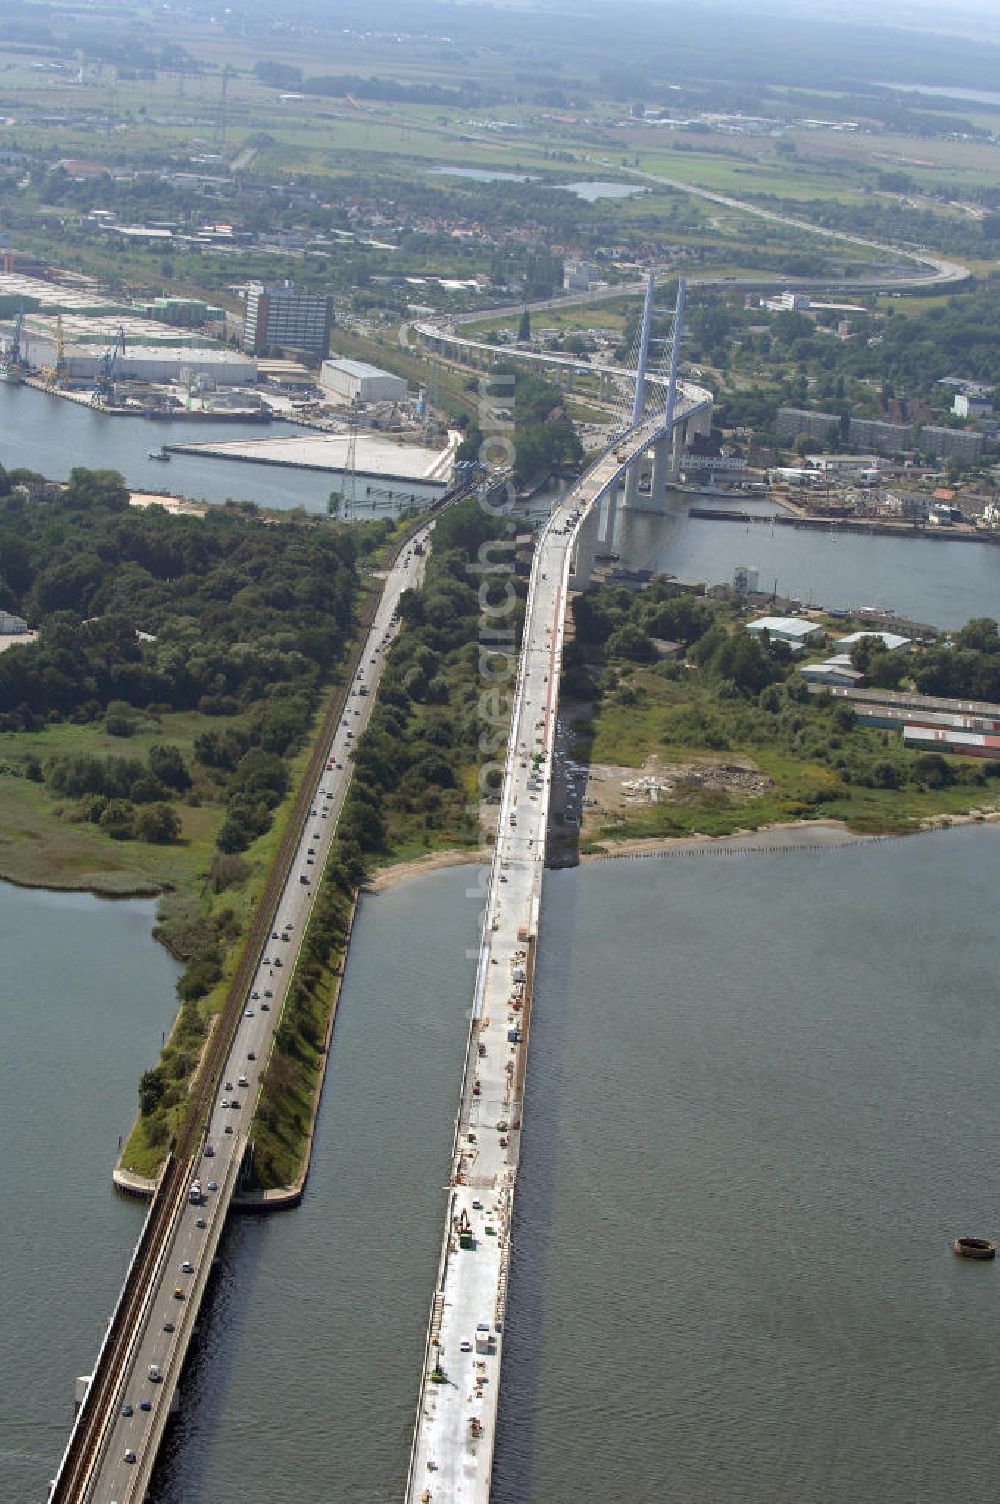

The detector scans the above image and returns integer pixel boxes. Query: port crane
[0,306,24,383]
[42,313,67,387]
[92,324,126,406]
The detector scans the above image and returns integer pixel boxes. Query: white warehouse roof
[324,358,397,380]
[747,616,824,641]
[837,631,911,652]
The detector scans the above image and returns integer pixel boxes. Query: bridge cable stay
[630,271,656,426]
[618,312,644,431]
[662,277,687,440]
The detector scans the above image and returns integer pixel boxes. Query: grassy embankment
[119,506,440,1180]
[576,664,1000,845]
[117,576,386,1179]
[0,712,240,896]
[565,588,1000,846]
[247,496,515,1189]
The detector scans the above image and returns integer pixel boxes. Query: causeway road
[59,526,431,1504]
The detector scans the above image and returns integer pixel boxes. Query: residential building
[847,417,912,454]
[776,407,839,443]
[953,392,992,419]
[918,426,984,463]
[563,259,600,292]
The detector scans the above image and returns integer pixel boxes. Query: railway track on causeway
[49,1157,189,1504]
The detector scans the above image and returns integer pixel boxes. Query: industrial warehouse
[0,262,451,486]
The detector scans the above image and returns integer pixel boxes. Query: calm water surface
[0,886,179,1501]
[559,181,646,201]
[0,383,439,515]
[5,832,1000,1501]
[493,830,1000,1503]
[616,496,1000,628]
[152,868,478,1504]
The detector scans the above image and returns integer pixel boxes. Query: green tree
[139,1067,165,1116]
[136,803,182,844]
[148,743,192,791]
[99,798,136,839]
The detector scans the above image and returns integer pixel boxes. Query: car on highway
[173,1287,185,1300]
[251,991,259,1001]
[264,988,273,998]
[163,1319,175,1332]
[300,874,310,885]
[244,1008,255,1017]
[238,1074,249,1087]
[124,1449,136,1464]
[224,1124,234,1134]
[231,1098,241,1108]
[121,1403,134,1417]
[196,1216,207,1228]
[261,1001,270,1011]
[206,1180,218,1191]
[140,1398,152,1412]
[180,1260,194,1273]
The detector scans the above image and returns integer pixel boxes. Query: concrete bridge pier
[569,505,600,589]
[650,434,673,511]
[623,457,642,511]
[601,479,620,549]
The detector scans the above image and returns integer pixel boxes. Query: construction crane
[92,324,126,407]
[327,409,359,520]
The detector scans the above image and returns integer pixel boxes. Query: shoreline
[0,863,166,900]
[365,807,1000,891]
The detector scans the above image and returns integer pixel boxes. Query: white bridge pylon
[596,275,703,551]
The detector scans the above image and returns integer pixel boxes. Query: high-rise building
[243,281,331,356]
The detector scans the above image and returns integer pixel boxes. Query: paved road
[404,412,679,1503]
[398,162,968,374]
[71,528,432,1504]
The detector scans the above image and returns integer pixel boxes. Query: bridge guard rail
[49,1155,188,1504]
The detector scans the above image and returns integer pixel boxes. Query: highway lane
[404,414,675,1503]
[71,526,432,1504]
